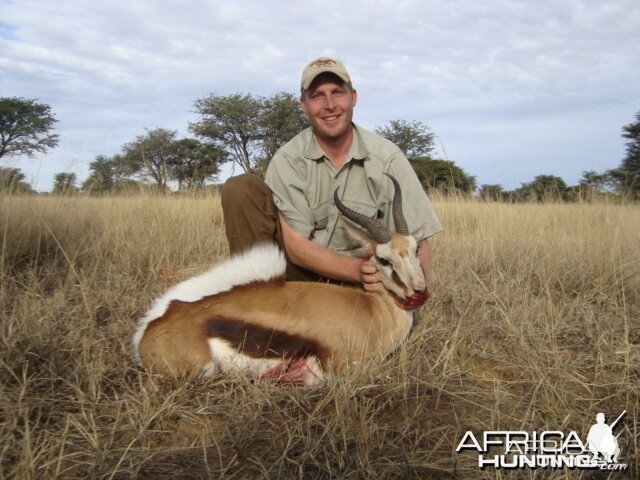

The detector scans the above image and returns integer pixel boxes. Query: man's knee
[222,173,270,203]
[221,173,278,225]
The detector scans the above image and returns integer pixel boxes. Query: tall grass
[1,193,638,479]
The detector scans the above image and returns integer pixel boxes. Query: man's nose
[323,96,336,110]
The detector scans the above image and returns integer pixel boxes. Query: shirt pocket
[311,200,330,231]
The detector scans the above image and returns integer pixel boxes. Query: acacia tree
[579,170,613,194]
[82,154,132,193]
[52,172,78,195]
[374,120,435,162]
[108,154,131,186]
[258,92,308,173]
[169,138,227,190]
[0,97,59,160]
[0,167,34,194]
[411,158,476,194]
[190,92,308,176]
[123,128,178,188]
[190,93,262,174]
[479,184,504,201]
[82,155,115,192]
[374,119,473,194]
[608,110,640,198]
[512,175,568,202]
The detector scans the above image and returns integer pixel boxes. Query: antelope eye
[376,256,390,267]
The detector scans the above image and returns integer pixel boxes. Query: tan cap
[300,57,352,91]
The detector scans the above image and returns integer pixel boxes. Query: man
[587,413,621,463]
[221,57,442,309]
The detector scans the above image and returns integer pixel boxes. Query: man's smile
[322,114,341,123]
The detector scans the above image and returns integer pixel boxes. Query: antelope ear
[410,223,428,241]
[340,216,373,247]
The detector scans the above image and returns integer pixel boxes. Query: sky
[1,0,639,192]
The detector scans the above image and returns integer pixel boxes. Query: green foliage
[170,138,226,190]
[374,119,473,195]
[82,154,135,193]
[0,167,35,194]
[190,93,263,174]
[123,128,178,188]
[84,134,226,193]
[411,157,476,194]
[190,92,308,175]
[52,172,78,195]
[82,155,115,192]
[511,175,568,202]
[479,184,504,201]
[607,110,640,199]
[374,120,435,162]
[563,185,591,203]
[0,97,59,160]
[579,170,612,192]
[622,110,640,165]
[257,92,308,175]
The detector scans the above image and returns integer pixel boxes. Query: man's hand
[360,250,385,292]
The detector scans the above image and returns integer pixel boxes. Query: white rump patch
[132,243,286,363]
[207,338,325,387]
[207,337,283,377]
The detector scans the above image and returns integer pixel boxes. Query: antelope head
[334,173,429,310]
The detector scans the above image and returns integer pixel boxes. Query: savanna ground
[1,192,638,479]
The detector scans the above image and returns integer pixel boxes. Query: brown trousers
[221,173,322,282]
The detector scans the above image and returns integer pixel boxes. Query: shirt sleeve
[386,152,444,240]
[264,152,315,238]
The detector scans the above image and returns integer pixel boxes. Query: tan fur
[389,234,410,253]
[138,281,411,375]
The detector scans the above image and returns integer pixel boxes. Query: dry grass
[1,192,638,479]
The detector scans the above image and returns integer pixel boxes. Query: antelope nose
[410,286,431,301]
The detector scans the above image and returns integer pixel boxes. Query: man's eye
[376,256,390,267]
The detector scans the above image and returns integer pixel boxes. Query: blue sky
[1,0,639,191]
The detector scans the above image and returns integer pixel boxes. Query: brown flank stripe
[202,316,329,365]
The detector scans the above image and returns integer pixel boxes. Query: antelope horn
[333,189,391,244]
[383,173,409,235]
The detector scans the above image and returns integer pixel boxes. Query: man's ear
[410,223,428,241]
[299,98,308,115]
[340,216,372,247]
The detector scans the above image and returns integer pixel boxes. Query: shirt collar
[349,124,369,161]
[303,131,325,160]
[303,123,370,162]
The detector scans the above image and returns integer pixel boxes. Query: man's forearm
[279,214,362,282]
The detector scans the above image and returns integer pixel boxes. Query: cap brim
[302,71,351,90]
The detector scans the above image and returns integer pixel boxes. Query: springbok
[132,174,430,386]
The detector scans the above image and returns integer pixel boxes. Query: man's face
[300,73,357,143]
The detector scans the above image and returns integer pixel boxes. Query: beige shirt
[264,124,443,257]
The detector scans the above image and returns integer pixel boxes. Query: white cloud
[1,0,639,190]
